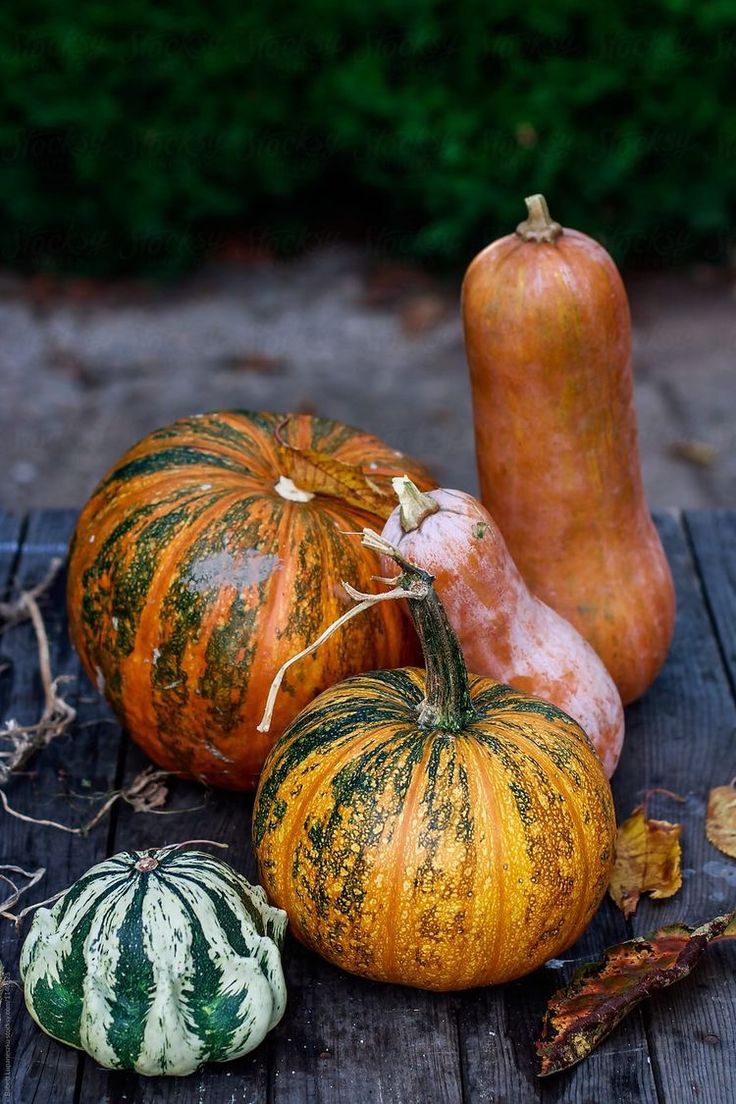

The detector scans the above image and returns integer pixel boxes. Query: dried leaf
[706,781,736,859]
[716,914,736,940]
[361,261,434,307]
[609,805,682,917]
[123,767,170,813]
[275,421,393,516]
[537,911,734,1076]
[670,439,717,467]
[222,352,285,374]
[400,294,447,334]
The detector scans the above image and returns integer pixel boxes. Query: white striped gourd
[20,845,287,1076]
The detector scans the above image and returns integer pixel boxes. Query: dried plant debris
[609,802,682,918]
[706,780,736,859]
[121,766,171,813]
[0,558,62,631]
[537,911,735,1076]
[0,767,173,835]
[400,294,447,334]
[0,558,77,782]
[222,352,285,374]
[0,865,46,922]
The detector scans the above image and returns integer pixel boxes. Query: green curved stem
[363,530,476,732]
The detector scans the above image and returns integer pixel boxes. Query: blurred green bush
[1,2,734,275]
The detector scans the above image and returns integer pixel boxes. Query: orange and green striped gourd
[254,533,616,991]
[66,411,429,790]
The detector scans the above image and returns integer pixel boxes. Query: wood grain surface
[0,511,733,1104]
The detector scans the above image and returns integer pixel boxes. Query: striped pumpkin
[254,545,616,991]
[20,846,287,1076]
[67,411,430,789]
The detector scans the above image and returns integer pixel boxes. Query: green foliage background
[1,2,734,274]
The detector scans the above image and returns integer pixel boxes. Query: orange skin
[66,411,429,790]
[254,669,616,991]
[382,488,625,776]
[461,212,675,704]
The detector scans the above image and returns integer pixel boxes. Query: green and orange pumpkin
[254,534,616,991]
[67,411,430,789]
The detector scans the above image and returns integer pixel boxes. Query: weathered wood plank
[454,516,710,1104]
[268,952,463,1104]
[613,512,736,1104]
[0,512,24,724]
[0,511,125,1104]
[0,510,24,1103]
[457,897,659,1104]
[0,511,23,574]
[10,509,736,1103]
[684,510,736,695]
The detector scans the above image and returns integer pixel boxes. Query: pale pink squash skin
[382,488,625,777]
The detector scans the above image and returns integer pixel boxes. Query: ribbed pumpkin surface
[67,410,429,788]
[20,847,287,1076]
[254,671,616,991]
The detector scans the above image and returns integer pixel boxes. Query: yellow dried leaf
[271,416,433,518]
[275,429,393,516]
[609,805,682,918]
[706,782,736,859]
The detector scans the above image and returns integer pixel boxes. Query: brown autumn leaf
[400,294,447,335]
[222,352,285,374]
[706,781,736,859]
[274,420,394,516]
[537,910,735,1076]
[361,261,434,307]
[670,439,717,467]
[609,804,682,918]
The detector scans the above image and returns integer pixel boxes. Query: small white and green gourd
[20,844,287,1076]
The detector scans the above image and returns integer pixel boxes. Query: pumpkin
[461,195,675,704]
[67,410,430,789]
[20,845,287,1076]
[382,478,625,777]
[254,533,616,991]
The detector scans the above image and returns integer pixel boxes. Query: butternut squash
[461,195,675,703]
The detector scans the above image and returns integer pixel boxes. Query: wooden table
[1,509,734,1104]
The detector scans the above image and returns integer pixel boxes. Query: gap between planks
[683,511,736,705]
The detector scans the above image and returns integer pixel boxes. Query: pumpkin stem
[258,532,476,735]
[392,476,439,532]
[273,474,315,502]
[257,583,426,733]
[134,841,229,873]
[135,855,160,873]
[516,194,563,243]
[363,531,477,732]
